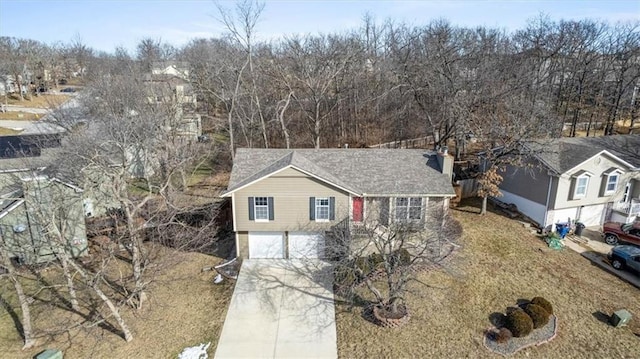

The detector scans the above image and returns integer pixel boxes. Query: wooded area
[2,10,639,157]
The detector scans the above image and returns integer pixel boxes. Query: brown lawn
[0,247,233,358]
[0,127,22,136]
[3,94,70,109]
[336,199,640,358]
[0,111,42,121]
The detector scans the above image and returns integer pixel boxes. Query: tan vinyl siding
[553,154,632,209]
[234,167,349,232]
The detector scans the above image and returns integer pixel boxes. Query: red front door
[353,197,363,222]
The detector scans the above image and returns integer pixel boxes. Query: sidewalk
[562,233,640,289]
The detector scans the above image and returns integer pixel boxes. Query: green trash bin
[36,349,63,359]
[610,309,632,328]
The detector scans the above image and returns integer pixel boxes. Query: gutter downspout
[543,175,553,228]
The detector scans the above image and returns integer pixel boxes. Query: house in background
[0,150,120,264]
[222,148,455,259]
[497,135,640,229]
[0,171,88,264]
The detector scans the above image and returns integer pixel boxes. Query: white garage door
[248,232,285,259]
[578,204,606,227]
[288,232,324,259]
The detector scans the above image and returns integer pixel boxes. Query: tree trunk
[0,247,35,349]
[67,258,133,342]
[278,92,293,149]
[59,254,80,312]
[124,206,145,309]
[481,195,488,215]
[91,282,133,342]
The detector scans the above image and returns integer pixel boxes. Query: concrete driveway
[564,228,640,289]
[215,260,337,359]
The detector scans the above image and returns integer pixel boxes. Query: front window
[575,176,589,197]
[254,196,269,221]
[605,173,619,193]
[315,198,330,221]
[395,197,422,221]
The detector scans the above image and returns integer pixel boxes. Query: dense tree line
[176,10,639,156]
[2,12,638,157]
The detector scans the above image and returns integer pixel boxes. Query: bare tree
[331,204,461,321]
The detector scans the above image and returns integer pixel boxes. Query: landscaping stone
[484,315,558,356]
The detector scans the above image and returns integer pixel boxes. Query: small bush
[524,304,550,329]
[531,297,553,315]
[334,265,357,287]
[369,252,384,267]
[495,327,513,343]
[355,256,372,275]
[505,309,534,338]
[391,248,412,267]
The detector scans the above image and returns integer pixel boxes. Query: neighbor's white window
[316,198,330,221]
[574,176,589,197]
[395,197,423,221]
[605,173,619,193]
[254,196,269,221]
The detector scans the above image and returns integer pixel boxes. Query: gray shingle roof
[529,135,640,175]
[225,148,454,196]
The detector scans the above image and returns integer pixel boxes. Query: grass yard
[4,94,70,108]
[336,199,640,358]
[0,127,22,136]
[0,111,42,121]
[0,247,233,358]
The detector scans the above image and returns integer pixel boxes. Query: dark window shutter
[268,197,274,220]
[309,197,316,220]
[329,197,335,220]
[248,197,255,220]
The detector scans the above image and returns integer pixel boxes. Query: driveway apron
[215,259,337,359]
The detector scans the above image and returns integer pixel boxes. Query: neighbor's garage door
[248,232,285,259]
[579,204,606,227]
[288,232,324,259]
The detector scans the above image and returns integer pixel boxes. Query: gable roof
[528,135,640,175]
[223,148,454,197]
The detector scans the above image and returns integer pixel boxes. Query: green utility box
[610,309,632,328]
[36,349,63,359]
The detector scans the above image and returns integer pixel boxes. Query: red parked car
[602,222,640,246]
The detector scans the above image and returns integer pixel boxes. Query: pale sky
[0,0,638,53]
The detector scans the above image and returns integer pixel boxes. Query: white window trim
[315,197,330,222]
[395,197,423,221]
[254,196,269,222]
[574,175,589,198]
[604,171,621,195]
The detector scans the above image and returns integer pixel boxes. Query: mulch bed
[484,315,558,356]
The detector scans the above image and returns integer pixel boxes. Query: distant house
[150,61,190,80]
[0,150,120,264]
[144,63,202,142]
[222,148,455,259]
[497,135,640,228]
[0,171,88,264]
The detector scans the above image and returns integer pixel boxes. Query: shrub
[334,264,357,287]
[505,309,534,338]
[495,327,513,343]
[531,297,553,315]
[524,304,550,329]
[369,252,384,267]
[391,248,412,266]
[355,256,372,275]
